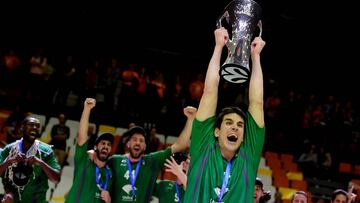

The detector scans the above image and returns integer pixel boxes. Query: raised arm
[196,27,228,121]
[171,106,197,154]
[78,98,96,146]
[248,37,266,127]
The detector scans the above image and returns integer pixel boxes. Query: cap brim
[95,133,114,144]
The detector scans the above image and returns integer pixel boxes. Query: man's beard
[129,148,144,159]
[95,148,109,162]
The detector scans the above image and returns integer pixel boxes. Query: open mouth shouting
[28,130,39,138]
[132,145,141,153]
[97,148,110,161]
[100,149,109,155]
[130,144,144,159]
[227,134,238,143]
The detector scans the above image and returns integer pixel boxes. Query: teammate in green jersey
[108,106,196,203]
[153,153,190,203]
[0,116,61,203]
[184,27,266,203]
[65,98,113,203]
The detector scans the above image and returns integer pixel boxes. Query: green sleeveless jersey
[184,112,265,203]
[65,142,113,203]
[153,180,185,203]
[108,147,172,202]
[0,140,61,203]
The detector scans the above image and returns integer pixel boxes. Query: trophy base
[220,64,250,84]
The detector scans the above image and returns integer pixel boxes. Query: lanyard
[95,165,109,191]
[19,139,23,153]
[175,183,182,203]
[19,139,28,157]
[127,158,141,199]
[218,160,232,203]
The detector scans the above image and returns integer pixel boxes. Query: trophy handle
[257,20,262,37]
[216,16,223,28]
[216,11,229,28]
[216,11,235,50]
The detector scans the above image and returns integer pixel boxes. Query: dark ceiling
[1,0,358,96]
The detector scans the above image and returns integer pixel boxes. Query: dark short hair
[255,177,263,189]
[95,133,114,145]
[331,189,348,202]
[215,106,246,128]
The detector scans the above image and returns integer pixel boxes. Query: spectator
[50,113,70,167]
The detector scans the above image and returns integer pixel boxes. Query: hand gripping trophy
[217,0,262,84]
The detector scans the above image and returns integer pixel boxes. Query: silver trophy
[217,0,262,84]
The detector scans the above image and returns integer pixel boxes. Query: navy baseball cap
[95,132,115,145]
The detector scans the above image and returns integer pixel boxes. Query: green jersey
[108,147,172,203]
[184,112,265,203]
[0,139,61,203]
[153,180,185,203]
[65,142,113,203]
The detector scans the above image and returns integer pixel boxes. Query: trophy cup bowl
[217,0,262,84]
